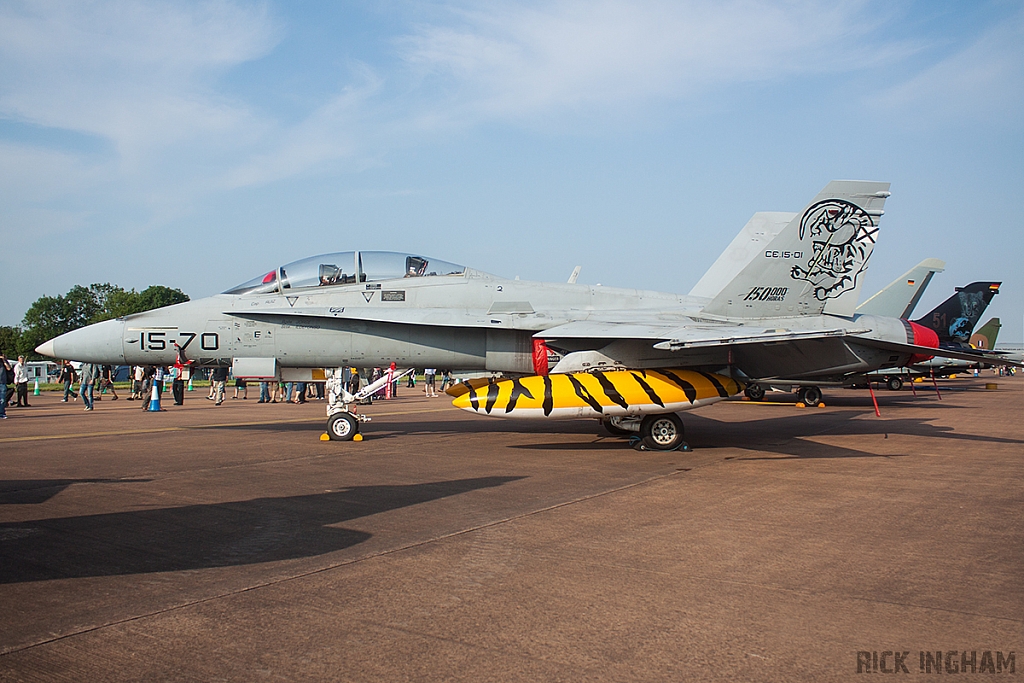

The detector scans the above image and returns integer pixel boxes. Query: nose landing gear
[324,367,413,441]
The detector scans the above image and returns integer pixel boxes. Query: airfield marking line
[731,402,797,407]
[0,467,691,656]
[0,407,455,444]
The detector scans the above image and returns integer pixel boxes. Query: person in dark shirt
[0,354,12,418]
[59,361,78,402]
[211,366,229,405]
[99,365,119,400]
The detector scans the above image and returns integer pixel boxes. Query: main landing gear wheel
[886,376,903,391]
[744,384,766,401]
[327,412,359,441]
[640,413,686,451]
[798,386,822,407]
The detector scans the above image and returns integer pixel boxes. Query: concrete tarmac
[1,377,1022,681]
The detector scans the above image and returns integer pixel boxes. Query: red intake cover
[907,320,939,364]
[532,338,550,376]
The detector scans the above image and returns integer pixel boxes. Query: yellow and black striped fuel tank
[451,369,743,419]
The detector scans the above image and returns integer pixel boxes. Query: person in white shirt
[131,365,145,400]
[13,356,30,407]
[424,368,437,397]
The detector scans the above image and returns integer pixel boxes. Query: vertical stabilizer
[970,317,1001,349]
[913,282,1001,345]
[688,212,795,299]
[855,258,946,318]
[702,181,890,319]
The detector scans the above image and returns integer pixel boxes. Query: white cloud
[870,8,1024,127]
[0,0,918,206]
[0,0,278,158]
[398,0,911,121]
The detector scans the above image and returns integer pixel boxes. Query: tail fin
[702,181,890,319]
[855,258,946,318]
[688,212,795,299]
[912,282,1001,345]
[969,317,1001,349]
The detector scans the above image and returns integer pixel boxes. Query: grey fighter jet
[36,181,1020,449]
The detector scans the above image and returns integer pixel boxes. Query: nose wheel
[327,412,359,441]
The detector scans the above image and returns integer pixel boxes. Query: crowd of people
[0,356,460,419]
[0,358,458,418]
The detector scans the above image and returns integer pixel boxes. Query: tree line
[0,284,189,360]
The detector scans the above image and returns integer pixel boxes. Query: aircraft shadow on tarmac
[684,410,1024,459]
[0,476,522,584]
[0,479,152,505]
[496,408,1024,459]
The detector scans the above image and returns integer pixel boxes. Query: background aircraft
[877,317,1023,383]
[37,181,1019,449]
[745,277,1000,401]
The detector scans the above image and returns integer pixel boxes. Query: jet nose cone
[35,339,57,358]
[44,319,126,363]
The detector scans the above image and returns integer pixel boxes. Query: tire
[798,386,822,407]
[640,413,685,451]
[886,376,903,391]
[744,384,766,401]
[602,418,634,437]
[327,412,358,441]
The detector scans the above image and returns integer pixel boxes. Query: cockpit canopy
[223,251,467,295]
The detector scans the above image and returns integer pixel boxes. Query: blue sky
[2,1,1022,339]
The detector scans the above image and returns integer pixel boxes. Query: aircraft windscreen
[278,252,358,290]
[223,269,280,295]
[223,251,465,294]
[359,252,465,281]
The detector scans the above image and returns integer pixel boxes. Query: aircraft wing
[651,327,866,351]
[531,320,680,340]
[538,321,868,348]
[849,337,1024,367]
